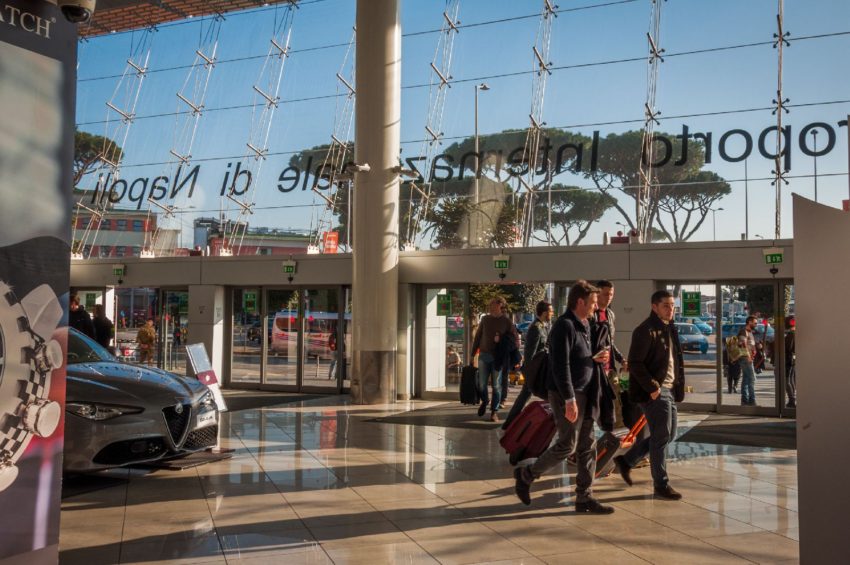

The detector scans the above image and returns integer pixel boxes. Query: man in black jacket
[501,301,553,430]
[513,281,615,514]
[69,294,96,339]
[613,290,686,500]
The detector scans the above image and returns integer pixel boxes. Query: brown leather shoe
[654,484,682,500]
[575,497,614,514]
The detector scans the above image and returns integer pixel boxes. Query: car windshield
[677,324,697,335]
[67,328,115,364]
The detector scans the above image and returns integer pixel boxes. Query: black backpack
[523,321,553,399]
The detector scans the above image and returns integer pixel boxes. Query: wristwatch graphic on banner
[0,283,64,492]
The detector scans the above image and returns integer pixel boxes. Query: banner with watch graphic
[0,0,75,562]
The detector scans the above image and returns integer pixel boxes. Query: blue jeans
[739,359,756,405]
[477,352,503,413]
[624,388,677,489]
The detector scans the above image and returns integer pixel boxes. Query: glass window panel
[666,283,718,406]
[265,289,299,386]
[232,288,261,385]
[301,288,340,390]
[720,284,776,408]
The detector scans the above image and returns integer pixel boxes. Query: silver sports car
[63,328,219,472]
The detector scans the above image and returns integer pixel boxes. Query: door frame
[226,285,348,394]
[416,283,471,401]
[672,279,794,418]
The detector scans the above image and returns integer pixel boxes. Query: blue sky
[75,0,850,246]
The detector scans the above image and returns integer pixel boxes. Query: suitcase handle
[620,415,647,450]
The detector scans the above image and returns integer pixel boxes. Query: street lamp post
[615,221,628,235]
[744,160,749,240]
[812,128,819,202]
[474,83,489,205]
[711,207,724,241]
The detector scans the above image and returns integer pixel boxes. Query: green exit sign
[682,291,701,317]
[494,259,509,269]
[282,260,297,275]
[112,266,125,276]
[763,247,784,265]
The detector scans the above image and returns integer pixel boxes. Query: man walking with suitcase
[472,297,518,422]
[513,281,615,514]
[613,290,686,500]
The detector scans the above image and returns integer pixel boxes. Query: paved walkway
[59,396,799,564]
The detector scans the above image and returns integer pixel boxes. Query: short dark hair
[535,301,552,317]
[595,280,614,290]
[651,290,673,304]
[567,280,599,311]
[746,315,757,325]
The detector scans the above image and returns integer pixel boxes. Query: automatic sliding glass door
[265,288,299,387]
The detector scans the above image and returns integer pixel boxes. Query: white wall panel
[792,194,849,564]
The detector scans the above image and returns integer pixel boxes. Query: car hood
[66,362,208,406]
[679,334,705,342]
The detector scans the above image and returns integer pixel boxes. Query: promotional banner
[0,0,76,562]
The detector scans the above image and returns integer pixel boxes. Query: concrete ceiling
[81,0,296,38]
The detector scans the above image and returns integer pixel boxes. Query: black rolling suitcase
[595,415,647,478]
[459,365,480,405]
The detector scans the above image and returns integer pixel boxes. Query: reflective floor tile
[219,530,321,559]
[324,541,439,565]
[705,531,801,563]
[307,519,411,548]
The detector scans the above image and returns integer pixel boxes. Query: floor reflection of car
[675,323,709,354]
[64,328,219,472]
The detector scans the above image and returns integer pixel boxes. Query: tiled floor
[59,396,799,564]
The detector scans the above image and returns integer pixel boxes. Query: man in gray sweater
[472,297,518,422]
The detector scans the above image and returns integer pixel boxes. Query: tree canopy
[74,129,123,187]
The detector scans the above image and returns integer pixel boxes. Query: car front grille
[184,425,218,451]
[162,404,192,446]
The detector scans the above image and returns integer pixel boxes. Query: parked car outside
[63,328,219,472]
[675,323,709,354]
[686,318,713,335]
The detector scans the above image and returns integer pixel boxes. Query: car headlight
[66,402,144,421]
[199,390,217,410]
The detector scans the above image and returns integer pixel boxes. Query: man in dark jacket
[513,281,615,514]
[501,301,553,430]
[593,280,635,428]
[92,304,114,350]
[69,294,96,339]
[613,290,686,500]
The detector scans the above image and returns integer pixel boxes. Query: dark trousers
[623,388,677,489]
[786,365,796,405]
[526,391,596,503]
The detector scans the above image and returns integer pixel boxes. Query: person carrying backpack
[501,301,553,430]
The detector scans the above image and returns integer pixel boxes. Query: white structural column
[187,285,225,380]
[350,0,401,404]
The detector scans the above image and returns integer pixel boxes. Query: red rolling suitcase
[500,400,556,466]
[595,414,647,479]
